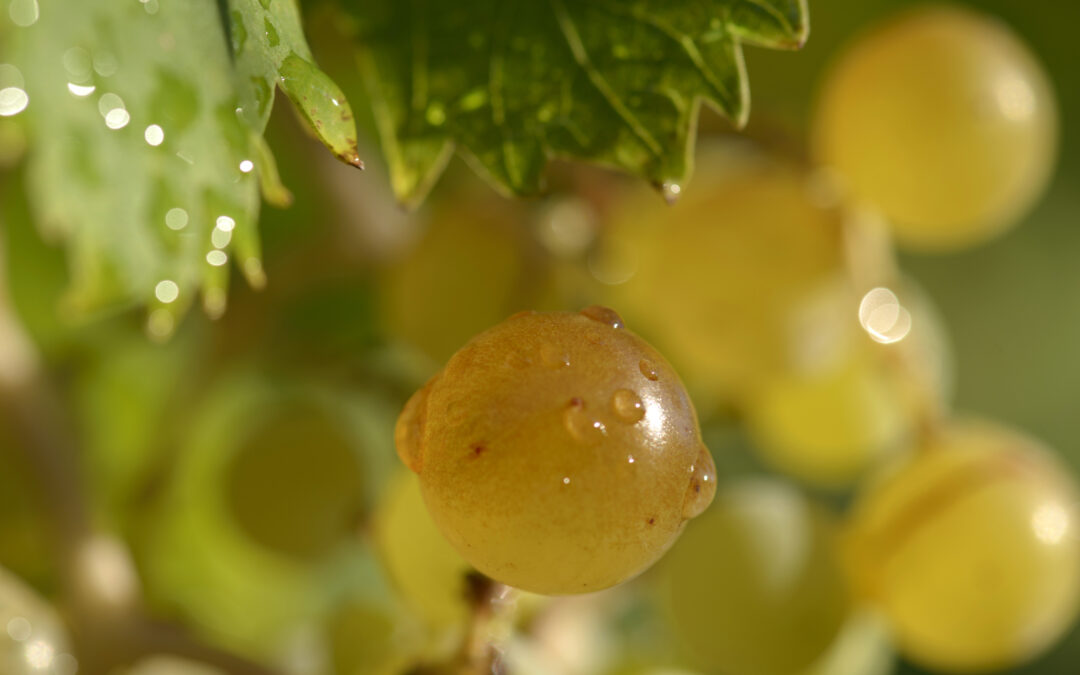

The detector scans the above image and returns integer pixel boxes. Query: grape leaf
[2,0,359,334]
[343,0,808,206]
[228,0,363,171]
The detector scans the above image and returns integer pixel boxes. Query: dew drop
[580,305,624,329]
[611,389,645,423]
[539,343,569,369]
[661,181,682,204]
[563,398,607,444]
[682,445,717,519]
[263,18,280,48]
[639,359,659,381]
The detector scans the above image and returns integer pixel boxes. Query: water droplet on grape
[682,445,717,519]
[539,343,570,369]
[580,305,624,329]
[611,389,645,423]
[563,398,607,444]
[639,359,659,381]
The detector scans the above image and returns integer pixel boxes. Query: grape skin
[746,279,952,488]
[601,150,846,410]
[656,479,850,675]
[395,308,716,595]
[374,470,473,626]
[813,6,1058,251]
[845,421,1080,672]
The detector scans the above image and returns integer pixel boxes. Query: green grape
[0,567,75,675]
[745,279,952,488]
[845,421,1080,672]
[812,6,1057,251]
[226,400,364,561]
[379,189,546,364]
[803,610,894,675]
[599,147,847,409]
[655,479,850,675]
[373,470,473,627]
[141,374,395,657]
[396,307,716,595]
[326,600,411,675]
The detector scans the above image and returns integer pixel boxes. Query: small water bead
[62,47,92,80]
[92,51,119,77]
[563,398,607,445]
[539,343,570,369]
[144,124,164,146]
[661,181,682,204]
[263,18,280,47]
[611,389,645,423]
[66,82,95,97]
[580,305,624,329]
[164,207,188,230]
[639,359,659,381]
[0,87,28,116]
[682,447,718,519]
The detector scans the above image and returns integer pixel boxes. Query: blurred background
[1,0,1079,674]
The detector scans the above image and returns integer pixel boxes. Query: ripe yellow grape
[396,307,716,594]
[656,480,850,675]
[845,421,1080,672]
[746,279,952,488]
[226,400,364,561]
[373,470,473,626]
[142,376,388,655]
[599,148,846,409]
[813,6,1057,250]
[379,191,545,364]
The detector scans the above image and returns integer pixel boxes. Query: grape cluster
[386,5,1077,674]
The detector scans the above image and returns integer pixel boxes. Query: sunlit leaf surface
[2,0,358,333]
[343,0,808,205]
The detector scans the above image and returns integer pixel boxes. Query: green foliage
[343,0,808,205]
[4,0,358,329]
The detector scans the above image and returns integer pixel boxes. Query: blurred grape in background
[2,0,1080,674]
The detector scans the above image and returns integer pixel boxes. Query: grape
[326,600,410,675]
[373,470,473,626]
[845,421,1080,672]
[379,190,546,364]
[0,567,74,675]
[226,399,364,561]
[745,279,952,488]
[396,307,716,594]
[812,6,1057,251]
[803,610,894,675]
[140,375,390,657]
[655,479,850,675]
[598,147,847,409]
